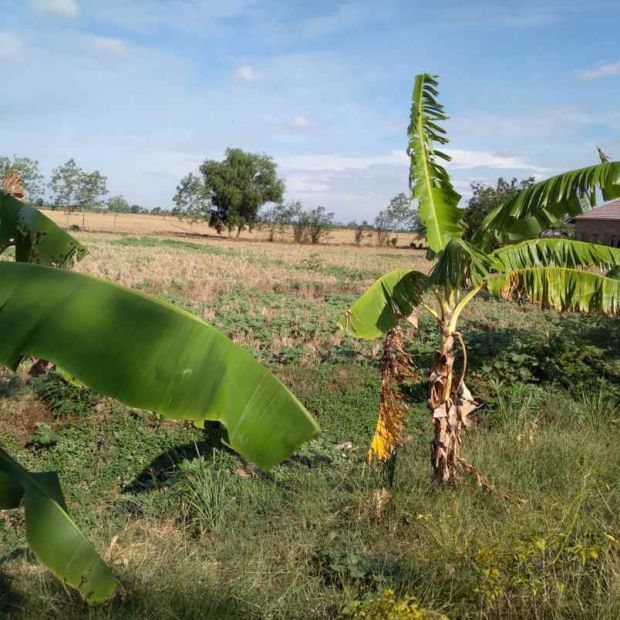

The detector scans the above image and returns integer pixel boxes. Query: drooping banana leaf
[339,269,428,339]
[407,74,463,253]
[487,266,620,315]
[0,448,117,604]
[0,262,318,469]
[430,238,491,289]
[481,161,620,243]
[0,191,86,266]
[491,238,620,272]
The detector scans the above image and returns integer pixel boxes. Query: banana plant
[0,190,318,603]
[340,74,620,483]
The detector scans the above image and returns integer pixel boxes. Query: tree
[260,201,296,242]
[0,156,44,203]
[49,159,83,212]
[355,220,369,246]
[172,172,210,228]
[79,171,108,211]
[341,73,620,484]
[50,160,108,215]
[200,148,284,236]
[386,192,414,231]
[107,195,130,212]
[374,210,392,246]
[463,177,535,241]
[289,200,309,243]
[306,206,334,244]
[0,190,318,604]
[411,209,426,237]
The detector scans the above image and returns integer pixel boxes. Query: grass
[0,232,619,619]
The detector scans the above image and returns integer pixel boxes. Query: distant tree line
[2,152,539,244]
[0,155,163,215]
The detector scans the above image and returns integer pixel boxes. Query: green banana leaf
[0,191,86,266]
[481,161,620,243]
[0,262,318,469]
[407,74,463,253]
[487,267,620,315]
[0,448,118,604]
[491,238,620,272]
[430,238,491,289]
[339,269,428,339]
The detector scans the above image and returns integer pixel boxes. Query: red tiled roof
[574,198,620,220]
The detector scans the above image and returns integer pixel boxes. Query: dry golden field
[40,208,425,248]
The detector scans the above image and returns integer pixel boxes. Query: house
[572,198,620,247]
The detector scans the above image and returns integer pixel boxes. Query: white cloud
[279,151,403,172]
[92,36,127,56]
[31,0,78,19]
[278,149,542,173]
[232,64,258,82]
[286,174,331,193]
[447,149,546,172]
[578,61,620,80]
[288,116,311,129]
[0,33,24,61]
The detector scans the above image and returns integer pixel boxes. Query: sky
[1,0,620,221]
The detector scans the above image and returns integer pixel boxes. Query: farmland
[1,227,619,619]
[39,209,424,247]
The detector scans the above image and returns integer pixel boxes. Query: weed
[177,451,237,534]
[30,371,98,418]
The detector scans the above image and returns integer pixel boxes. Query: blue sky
[2,0,619,221]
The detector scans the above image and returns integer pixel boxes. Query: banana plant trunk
[429,323,476,482]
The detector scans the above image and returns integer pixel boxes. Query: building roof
[574,198,620,221]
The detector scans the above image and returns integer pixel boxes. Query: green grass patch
[112,236,237,256]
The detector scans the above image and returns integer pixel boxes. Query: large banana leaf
[339,270,428,339]
[487,267,620,315]
[482,162,620,242]
[0,448,117,604]
[0,191,86,266]
[430,238,490,289]
[0,262,318,469]
[407,74,463,253]
[491,238,620,272]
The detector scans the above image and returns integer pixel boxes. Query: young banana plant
[0,189,318,604]
[341,73,620,483]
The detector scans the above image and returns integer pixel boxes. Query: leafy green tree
[463,177,535,241]
[107,195,130,212]
[200,148,284,236]
[50,160,107,214]
[386,192,414,230]
[0,190,318,604]
[173,172,211,228]
[50,159,82,212]
[0,156,44,202]
[78,170,108,211]
[341,73,620,484]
